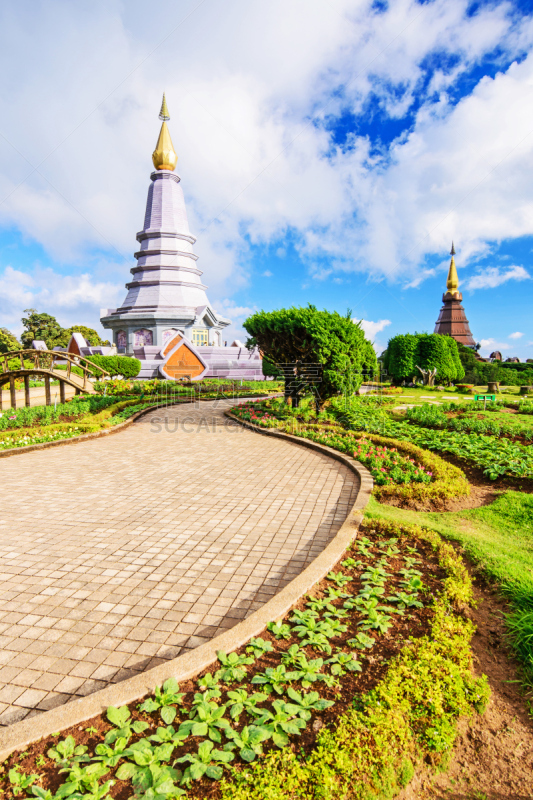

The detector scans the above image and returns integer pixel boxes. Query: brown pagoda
[434,244,475,348]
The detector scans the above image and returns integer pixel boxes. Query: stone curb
[0,415,373,760]
[0,394,278,460]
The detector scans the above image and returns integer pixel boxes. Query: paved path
[0,399,359,725]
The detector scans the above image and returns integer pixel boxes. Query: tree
[243,305,376,409]
[20,311,109,350]
[0,328,20,354]
[57,325,110,347]
[386,334,419,383]
[387,333,465,385]
[20,309,64,349]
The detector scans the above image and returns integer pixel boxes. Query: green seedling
[59,762,110,793]
[85,726,98,735]
[325,651,362,676]
[226,689,269,720]
[148,725,188,747]
[299,631,332,654]
[180,699,231,743]
[254,699,306,748]
[197,672,221,691]
[267,620,291,639]
[191,688,221,705]
[175,740,234,784]
[387,591,424,609]
[30,790,58,800]
[401,575,424,592]
[326,587,352,600]
[360,566,390,585]
[324,606,349,619]
[285,654,328,688]
[281,643,303,667]
[347,632,375,650]
[319,617,347,636]
[105,706,149,744]
[93,737,131,768]
[120,739,174,767]
[215,650,255,684]
[138,678,185,724]
[326,571,352,588]
[285,687,335,720]
[252,664,290,695]
[47,736,89,768]
[246,637,274,658]
[355,537,373,556]
[68,781,114,800]
[306,596,336,613]
[341,557,364,569]
[357,584,386,601]
[35,756,47,768]
[8,769,39,797]
[290,609,319,624]
[116,760,184,799]
[225,725,272,762]
[358,609,394,634]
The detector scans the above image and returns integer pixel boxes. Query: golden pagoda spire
[152,93,177,171]
[446,241,459,293]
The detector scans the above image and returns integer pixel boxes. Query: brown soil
[378,483,500,513]
[399,570,533,800]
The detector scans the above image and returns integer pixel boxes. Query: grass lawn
[371,386,527,407]
[365,492,533,692]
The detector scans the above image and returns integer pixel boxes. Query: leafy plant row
[230,400,470,502]
[3,523,487,800]
[405,403,533,442]
[328,398,533,480]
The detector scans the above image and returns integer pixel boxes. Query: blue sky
[0,0,532,358]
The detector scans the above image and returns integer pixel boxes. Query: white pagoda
[101,95,230,354]
[101,96,263,381]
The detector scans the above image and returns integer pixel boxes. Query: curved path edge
[0,414,373,760]
[0,395,279,460]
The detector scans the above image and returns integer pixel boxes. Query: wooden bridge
[0,350,109,409]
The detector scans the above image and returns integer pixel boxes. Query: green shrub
[386,334,464,384]
[85,355,141,379]
[243,305,376,408]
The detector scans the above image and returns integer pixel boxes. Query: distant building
[433,244,475,348]
[101,96,263,381]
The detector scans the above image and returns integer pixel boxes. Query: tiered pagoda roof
[434,244,475,348]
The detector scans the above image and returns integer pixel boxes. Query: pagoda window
[192,328,208,346]
[134,328,153,346]
[117,330,127,349]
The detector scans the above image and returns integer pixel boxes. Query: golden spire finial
[159,93,170,121]
[446,241,459,293]
[152,94,177,171]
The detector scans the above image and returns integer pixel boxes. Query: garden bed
[0,521,488,800]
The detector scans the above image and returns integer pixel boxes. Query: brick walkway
[0,400,359,725]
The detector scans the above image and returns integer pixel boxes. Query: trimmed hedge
[220,518,489,800]
[85,355,141,379]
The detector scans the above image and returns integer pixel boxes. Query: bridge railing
[0,350,110,407]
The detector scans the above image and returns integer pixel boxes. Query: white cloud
[353,318,392,340]
[262,270,273,277]
[353,318,391,346]
[0,265,122,336]
[464,265,530,291]
[0,0,530,310]
[478,337,511,356]
[509,331,524,339]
